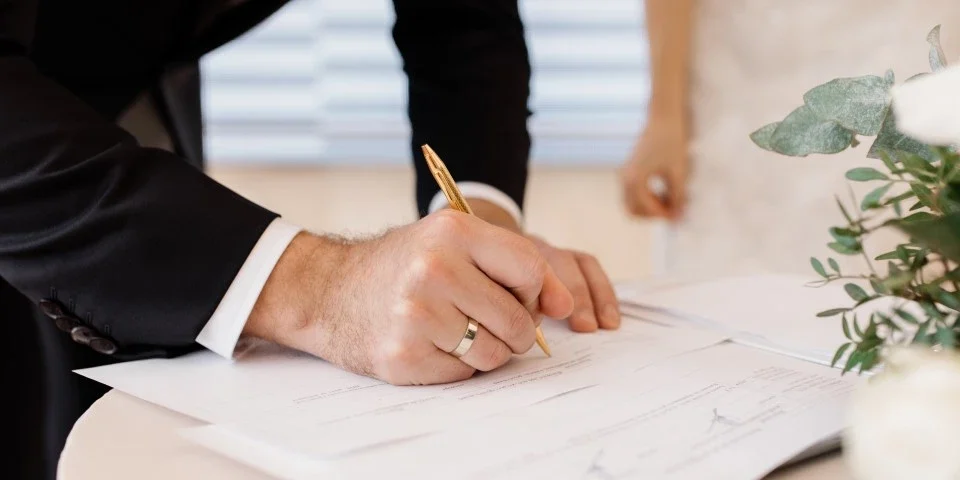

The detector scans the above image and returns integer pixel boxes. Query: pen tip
[421,144,438,167]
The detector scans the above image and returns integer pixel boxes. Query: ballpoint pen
[421,143,552,357]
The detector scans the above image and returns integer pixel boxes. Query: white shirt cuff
[196,217,303,359]
[427,182,523,226]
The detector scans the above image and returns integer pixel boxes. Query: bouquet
[750,25,960,374]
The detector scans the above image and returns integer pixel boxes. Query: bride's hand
[620,113,690,220]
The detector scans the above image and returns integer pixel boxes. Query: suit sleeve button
[54,316,81,333]
[70,326,95,345]
[89,337,118,355]
[39,299,65,319]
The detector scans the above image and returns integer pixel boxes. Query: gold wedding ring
[450,318,479,357]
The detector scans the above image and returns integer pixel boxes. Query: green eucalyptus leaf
[828,258,841,273]
[910,182,937,209]
[906,72,930,82]
[869,277,888,295]
[802,74,892,136]
[836,196,854,224]
[860,336,883,352]
[937,325,956,349]
[895,212,960,263]
[913,320,932,344]
[843,350,862,374]
[810,257,828,278]
[901,212,937,223]
[900,152,938,179]
[868,110,937,162]
[896,245,910,262]
[828,242,861,255]
[830,226,859,237]
[817,308,849,318]
[939,183,960,214]
[945,266,960,282]
[944,150,960,182]
[928,24,948,72]
[845,283,869,302]
[831,343,852,368]
[829,227,861,249]
[769,106,855,156]
[859,350,880,373]
[888,260,902,276]
[845,167,889,182]
[893,308,919,325]
[882,271,914,291]
[749,122,780,151]
[910,248,929,271]
[921,301,945,320]
[879,150,899,172]
[878,313,898,330]
[864,315,878,337]
[874,250,899,260]
[935,288,960,311]
[842,314,853,340]
[861,183,893,210]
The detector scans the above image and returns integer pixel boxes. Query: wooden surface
[59,390,852,479]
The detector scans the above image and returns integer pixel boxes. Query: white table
[59,390,854,479]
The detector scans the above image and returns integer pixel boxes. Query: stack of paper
[77,273,867,479]
[617,273,899,366]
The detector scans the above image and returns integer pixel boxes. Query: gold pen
[421,144,552,357]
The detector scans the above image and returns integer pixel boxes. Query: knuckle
[406,251,451,290]
[478,342,511,372]
[425,209,467,239]
[504,303,534,348]
[515,239,547,283]
[375,341,417,384]
[578,252,598,265]
[391,300,427,329]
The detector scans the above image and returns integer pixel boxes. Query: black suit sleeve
[0,1,278,357]
[391,0,533,217]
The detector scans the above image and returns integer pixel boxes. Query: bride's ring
[450,318,479,357]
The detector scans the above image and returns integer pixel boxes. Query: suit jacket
[0,1,532,478]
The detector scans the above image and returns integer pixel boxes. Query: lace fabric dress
[663,0,960,277]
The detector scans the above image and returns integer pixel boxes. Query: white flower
[890,65,960,145]
[844,345,960,480]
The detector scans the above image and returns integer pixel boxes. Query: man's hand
[244,210,574,386]
[469,199,621,333]
[526,236,620,332]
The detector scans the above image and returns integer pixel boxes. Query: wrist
[243,231,349,348]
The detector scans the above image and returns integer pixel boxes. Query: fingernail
[603,304,621,328]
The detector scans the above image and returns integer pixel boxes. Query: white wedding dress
[665,0,960,277]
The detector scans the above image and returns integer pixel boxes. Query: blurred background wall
[199,0,660,282]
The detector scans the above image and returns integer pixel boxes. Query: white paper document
[75,273,863,479]
[76,319,725,430]
[184,342,857,480]
[163,321,725,459]
[617,273,892,365]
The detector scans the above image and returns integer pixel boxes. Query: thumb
[537,263,574,319]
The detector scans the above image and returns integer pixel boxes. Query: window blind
[201,0,649,166]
